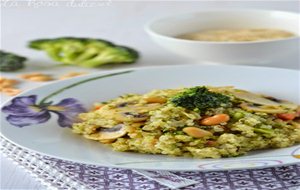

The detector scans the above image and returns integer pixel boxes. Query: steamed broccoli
[0,50,26,72]
[170,86,232,112]
[29,37,139,67]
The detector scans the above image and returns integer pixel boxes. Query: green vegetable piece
[28,37,139,68]
[170,86,232,112]
[0,50,26,72]
[233,112,244,120]
[253,127,274,138]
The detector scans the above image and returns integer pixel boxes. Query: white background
[1,1,299,189]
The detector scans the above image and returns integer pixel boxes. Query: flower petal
[6,110,51,127]
[53,98,84,108]
[51,98,86,127]
[2,95,42,116]
[55,112,81,128]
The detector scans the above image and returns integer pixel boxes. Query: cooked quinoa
[72,86,300,158]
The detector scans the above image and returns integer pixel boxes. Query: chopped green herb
[170,86,232,113]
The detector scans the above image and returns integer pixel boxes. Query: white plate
[1,65,300,171]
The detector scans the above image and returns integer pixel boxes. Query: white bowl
[145,10,300,64]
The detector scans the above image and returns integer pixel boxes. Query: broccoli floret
[0,50,26,72]
[28,37,139,67]
[170,86,232,112]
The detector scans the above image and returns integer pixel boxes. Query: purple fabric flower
[2,95,86,128]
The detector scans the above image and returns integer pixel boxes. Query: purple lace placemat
[1,138,300,190]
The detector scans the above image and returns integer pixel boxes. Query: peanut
[0,77,21,96]
[200,114,230,126]
[183,127,212,138]
[20,72,44,79]
[20,73,54,82]
[144,96,167,104]
[0,77,18,86]
[27,75,54,82]
[59,72,87,80]
[0,79,19,88]
[2,88,21,96]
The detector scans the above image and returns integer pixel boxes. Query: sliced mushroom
[113,103,162,122]
[240,103,287,114]
[84,124,127,140]
[114,111,148,122]
[230,90,298,110]
[126,122,144,133]
[116,102,130,108]
[115,101,139,108]
[98,124,127,139]
[208,86,235,93]
[99,139,115,144]
[230,90,279,106]
[264,96,298,110]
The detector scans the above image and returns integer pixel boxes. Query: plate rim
[1,64,300,171]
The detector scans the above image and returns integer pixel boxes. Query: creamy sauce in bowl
[177,29,296,42]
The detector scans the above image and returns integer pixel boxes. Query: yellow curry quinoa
[72,86,300,158]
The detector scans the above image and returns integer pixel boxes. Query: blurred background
[1,0,299,69]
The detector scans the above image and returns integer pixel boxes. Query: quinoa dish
[177,28,296,42]
[72,86,300,158]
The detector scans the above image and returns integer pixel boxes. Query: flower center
[29,105,42,112]
[47,106,65,111]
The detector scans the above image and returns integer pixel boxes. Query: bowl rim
[144,9,300,45]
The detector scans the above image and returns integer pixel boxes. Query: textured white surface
[0,1,299,189]
[1,155,45,189]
